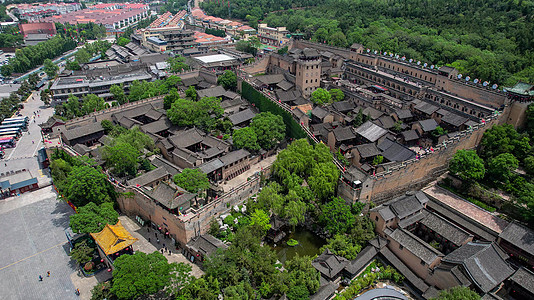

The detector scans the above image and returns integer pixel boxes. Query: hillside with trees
[209,0,534,86]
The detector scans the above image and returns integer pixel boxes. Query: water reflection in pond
[270,227,326,263]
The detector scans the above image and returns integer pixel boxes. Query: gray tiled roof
[355,143,380,158]
[344,245,378,275]
[333,126,356,142]
[443,242,514,293]
[377,206,395,221]
[127,166,169,187]
[401,129,419,141]
[394,109,413,119]
[228,108,256,126]
[197,158,224,174]
[331,100,355,113]
[219,149,250,167]
[187,234,228,257]
[147,181,195,210]
[311,106,330,120]
[310,282,337,300]
[441,112,468,127]
[418,119,438,132]
[388,192,426,219]
[420,210,472,246]
[509,267,534,295]
[499,222,534,256]
[415,102,439,115]
[168,128,204,148]
[197,86,226,99]
[312,249,349,279]
[62,122,104,141]
[377,115,395,129]
[388,228,443,264]
[355,121,387,142]
[276,80,293,91]
[378,137,416,162]
[362,107,384,120]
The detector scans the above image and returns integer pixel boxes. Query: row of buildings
[49,47,249,103]
[41,3,150,34]
[189,7,256,39]
[239,39,532,203]
[11,2,81,21]
[307,184,534,300]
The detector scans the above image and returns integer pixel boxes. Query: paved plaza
[0,187,78,300]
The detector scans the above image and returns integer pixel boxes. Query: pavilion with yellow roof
[90,220,138,268]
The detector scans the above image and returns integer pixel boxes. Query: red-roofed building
[19,22,56,36]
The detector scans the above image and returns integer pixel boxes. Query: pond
[270,227,326,263]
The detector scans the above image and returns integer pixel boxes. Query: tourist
[47,271,50,277]
[39,275,43,281]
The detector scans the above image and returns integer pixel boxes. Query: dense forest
[201,0,319,21]
[204,0,534,86]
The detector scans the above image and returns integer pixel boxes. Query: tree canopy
[319,197,355,235]
[217,70,237,91]
[64,165,115,207]
[173,168,210,193]
[329,88,344,102]
[433,286,480,300]
[167,96,223,130]
[69,202,119,234]
[310,88,332,106]
[250,112,285,150]
[233,126,260,151]
[43,59,58,78]
[449,150,485,181]
[111,251,192,299]
[104,142,140,177]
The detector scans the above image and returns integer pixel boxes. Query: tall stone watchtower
[295,48,322,98]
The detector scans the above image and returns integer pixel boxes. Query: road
[0,86,54,187]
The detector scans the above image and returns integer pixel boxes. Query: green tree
[311,88,332,105]
[173,168,210,193]
[167,97,223,130]
[110,84,126,105]
[114,126,154,152]
[167,56,189,73]
[449,150,485,181]
[478,124,520,159]
[308,162,340,200]
[320,197,355,235]
[432,126,447,138]
[90,281,113,300]
[111,251,192,300]
[372,155,384,166]
[250,112,285,150]
[329,88,344,102]
[40,89,51,105]
[164,88,180,110]
[101,120,114,134]
[70,202,119,234]
[117,37,130,47]
[185,86,197,99]
[43,59,58,78]
[217,70,237,91]
[284,255,320,298]
[104,142,140,176]
[432,286,480,300]
[321,234,362,259]
[69,240,95,265]
[233,127,260,151]
[524,156,534,175]
[250,209,271,235]
[285,199,307,229]
[328,31,348,47]
[487,153,519,183]
[81,94,106,115]
[75,48,91,64]
[64,165,115,207]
